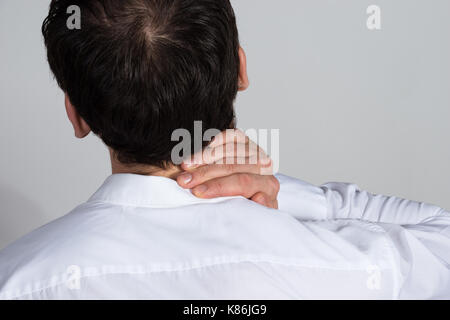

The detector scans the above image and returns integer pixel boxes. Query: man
[0,0,449,299]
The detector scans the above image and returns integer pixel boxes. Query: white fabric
[0,173,449,299]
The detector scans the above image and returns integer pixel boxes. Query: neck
[109,149,182,180]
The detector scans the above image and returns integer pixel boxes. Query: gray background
[0,0,449,249]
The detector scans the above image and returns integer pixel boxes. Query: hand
[176,130,280,209]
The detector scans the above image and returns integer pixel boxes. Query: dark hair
[42,0,240,167]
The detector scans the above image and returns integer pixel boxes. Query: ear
[65,94,91,139]
[238,47,249,91]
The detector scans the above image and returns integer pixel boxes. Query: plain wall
[0,0,449,249]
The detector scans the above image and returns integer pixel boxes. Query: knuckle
[194,166,208,180]
[269,176,280,193]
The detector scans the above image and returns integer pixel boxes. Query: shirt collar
[87,174,241,208]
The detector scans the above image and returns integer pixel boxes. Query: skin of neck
[109,148,182,180]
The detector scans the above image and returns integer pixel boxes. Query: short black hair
[42,0,240,167]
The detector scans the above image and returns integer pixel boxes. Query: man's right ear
[64,94,91,138]
[238,47,249,91]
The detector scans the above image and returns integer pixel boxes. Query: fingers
[204,142,266,165]
[176,129,279,209]
[183,129,264,169]
[208,129,249,149]
[190,173,280,203]
[251,192,278,209]
[212,157,273,173]
[177,163,268,189]
[183,141,270,169]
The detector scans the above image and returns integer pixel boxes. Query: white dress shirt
[0,173,449,299]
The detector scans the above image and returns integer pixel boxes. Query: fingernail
[193,185,208,196]
[179,173,193,185]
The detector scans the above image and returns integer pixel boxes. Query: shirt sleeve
[321,182,450,299]
[277,174,450,299]
[320,182,448,224]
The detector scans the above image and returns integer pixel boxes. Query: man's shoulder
[0,174,329,299]
[0,202,110,255]
[0,202,113,297]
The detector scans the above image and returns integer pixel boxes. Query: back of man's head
[42,0,240,167]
